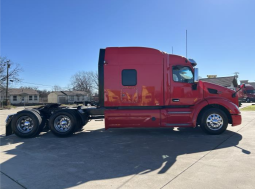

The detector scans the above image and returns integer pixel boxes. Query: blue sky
[1,0,255,90]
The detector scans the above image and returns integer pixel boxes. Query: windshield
[246,89,255,94]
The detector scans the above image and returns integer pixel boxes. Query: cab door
[170,65,201,105]
[166,65,202,126]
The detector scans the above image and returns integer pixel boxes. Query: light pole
[5,60,10,106]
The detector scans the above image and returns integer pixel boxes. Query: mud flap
[5,116,13,136]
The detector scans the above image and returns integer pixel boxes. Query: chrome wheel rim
[54,115,72,132]
[17,116,34,133]
[206,113,223,130]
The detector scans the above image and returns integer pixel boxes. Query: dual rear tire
[49,111,78,137]
[11,109,80,138]
[11,110,42,138]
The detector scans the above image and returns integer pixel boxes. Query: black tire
[11,110,42,138]
[246,98,250,103]
[200,108,228,135]
[75,112,89,132]
[24,109,46,133]
[49,111,77,137]
[25,108,40,115]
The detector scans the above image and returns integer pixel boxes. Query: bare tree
[38,89,50,103]
[70,71,94,95]
[88,71,98,91]
[19,86,39,90]
[52,85,62,91]
[0,57,22,89]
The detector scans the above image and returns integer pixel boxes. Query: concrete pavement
[0,108,254,189]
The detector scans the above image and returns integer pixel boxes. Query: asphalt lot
[0,105,255,189]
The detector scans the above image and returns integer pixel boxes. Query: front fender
[205,97,240,115]
[191,100,209,127]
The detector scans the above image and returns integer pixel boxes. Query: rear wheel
[25,109,46,132]
[200,108,228,135]
[11,110,42,138]
[49,111,77,137]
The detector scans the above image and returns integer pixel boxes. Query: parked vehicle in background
[242,84,255,102]
[6,47,243,138]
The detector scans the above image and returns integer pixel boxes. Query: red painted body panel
[205,98,240,115]
[105,109,161,129]
[232,114,242,126]
[104,47,164,107]
[203,82,239,106]
[191,99,209,127]
[103,47,242,129]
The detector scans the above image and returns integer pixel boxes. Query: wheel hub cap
[17,116,34,133]
[206,114,223,130]
[54,115,72,132]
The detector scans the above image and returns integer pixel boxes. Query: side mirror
[240,84,246,89]
[194,68,199,83]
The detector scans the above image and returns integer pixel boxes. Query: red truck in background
[6,47,243,138]
[240,84,255,102]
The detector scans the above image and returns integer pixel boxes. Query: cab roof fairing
[188,59,197,67]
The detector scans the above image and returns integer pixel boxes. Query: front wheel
[200,108,228,135]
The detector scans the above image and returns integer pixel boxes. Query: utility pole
[234,72,239,78]
[5,60,10,106]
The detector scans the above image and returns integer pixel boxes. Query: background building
[200,76,238,91]
[0,88,40,105]
[48,91,89,104]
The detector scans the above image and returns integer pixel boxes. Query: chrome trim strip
[167,112,191,114]
[166,123,191,126]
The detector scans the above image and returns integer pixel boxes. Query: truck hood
[201,81,239,106]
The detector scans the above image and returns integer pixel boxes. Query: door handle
[172,99,180,102]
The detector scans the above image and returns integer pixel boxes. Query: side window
[122,69,137,86]
[69,95,74,101]
[13,96,17,101]
[172,66,194,83]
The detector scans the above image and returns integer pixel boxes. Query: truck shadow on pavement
[0,127,249,189]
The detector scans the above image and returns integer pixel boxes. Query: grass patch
[0,105,17,109]
[241,105,255,111]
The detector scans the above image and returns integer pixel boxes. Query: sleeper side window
[172,66,194,83]
[122,69,137,86]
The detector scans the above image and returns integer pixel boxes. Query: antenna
[186,29,187,58]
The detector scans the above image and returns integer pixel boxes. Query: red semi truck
[237,84,255,103]
[242,84,255,102]
[6,47,243,138]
